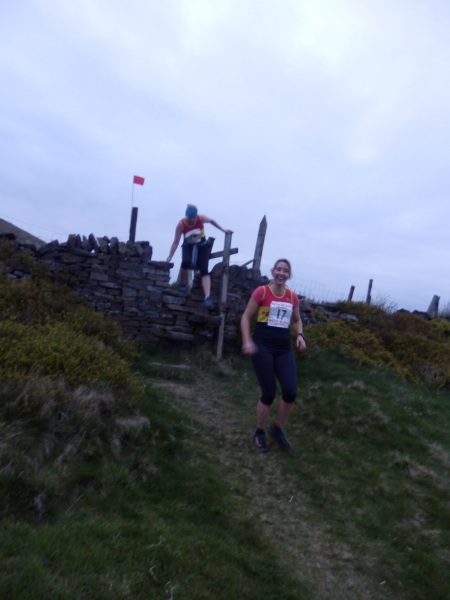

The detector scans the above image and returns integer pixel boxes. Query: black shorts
[181,240,210,276]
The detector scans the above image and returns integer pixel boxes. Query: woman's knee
[282,391,297,404]
[260,394,276,406]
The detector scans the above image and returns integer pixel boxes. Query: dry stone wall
[7,231,437,349]
[25,234,267,347]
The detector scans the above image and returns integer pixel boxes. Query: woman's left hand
[296,335,306,351]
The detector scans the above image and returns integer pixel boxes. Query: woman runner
[240,258,306,452]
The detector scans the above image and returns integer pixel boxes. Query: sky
[1,0,449,312]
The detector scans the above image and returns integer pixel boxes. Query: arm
[200,215,233,235]
[166,222,183,262]
[240,297,259,355]
[292,305,306,351]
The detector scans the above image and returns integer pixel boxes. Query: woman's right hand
[241,340,258,356]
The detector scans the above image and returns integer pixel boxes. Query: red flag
[133,175,145,185]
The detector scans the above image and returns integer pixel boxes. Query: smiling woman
[240,258,306,453]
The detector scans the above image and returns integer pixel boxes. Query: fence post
[128,207,138,243]
[253,215,267,270]
[348,285,355,301]
[366,279,373,305]
[216,231,232,359]
[427,295,440,318]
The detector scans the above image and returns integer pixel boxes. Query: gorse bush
[0,238,37,273]
[0,274,134,356]
[0,244,139,393]
[304,301,450,387]
[430,317,450,337]
[0,245,145,524]
[304,319,405,372]
[0,320,140,395]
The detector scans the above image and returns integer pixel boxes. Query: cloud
[1,0,449,312]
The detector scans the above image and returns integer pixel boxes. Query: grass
[0,365,307,600]
[292,349,450,598]
[1,346,449,598]
[0,253,449,598]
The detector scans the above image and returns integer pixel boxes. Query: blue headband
[185,207,197,217]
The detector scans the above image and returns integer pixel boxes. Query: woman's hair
[271,258,292,277]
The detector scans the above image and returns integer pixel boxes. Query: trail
[153,365,393,600]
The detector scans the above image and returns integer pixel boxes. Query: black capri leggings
[181,241,210,276]
[251,342,297,406]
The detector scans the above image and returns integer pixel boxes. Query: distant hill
[0,218,45,248]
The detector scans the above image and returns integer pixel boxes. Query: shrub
[305,319,403,374]
[308,303,450,387]
[0,320,140,396]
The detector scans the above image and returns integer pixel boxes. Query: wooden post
[129,207,138,243]
[253,215,267,270]
[427,295,440,318]
[348,285,355,301]
[216,231,232,359]
[366,279,373,305]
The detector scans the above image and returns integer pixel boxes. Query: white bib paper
[267,301,292,328]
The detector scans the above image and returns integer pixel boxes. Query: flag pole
[129,176,144,243]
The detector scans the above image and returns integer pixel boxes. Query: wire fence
[289,277,353,303]
[0,213,64,244]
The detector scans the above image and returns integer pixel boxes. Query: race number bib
[267,301,292,328]
[185,232,202,244]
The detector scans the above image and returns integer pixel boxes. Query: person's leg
[201,274,211,298]
[197,243,213,307]
[180,244,193,291]
[274,399,295,428]
[271,350,297,450]
[251,345,277,452]
[180,245,193,288]
[251,345,277,429]
[274,349,297,423]
[197,244,211,298]
[256,399,271,429]
[181,268,189,285]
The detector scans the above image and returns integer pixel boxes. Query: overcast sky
[1,0,449,311]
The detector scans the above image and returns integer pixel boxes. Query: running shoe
[253,431,268,453]
[204,296,213,309]
[270,424,294,452]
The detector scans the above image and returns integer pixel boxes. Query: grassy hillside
[0,243,449,599]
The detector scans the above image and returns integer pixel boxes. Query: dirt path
[153,368,391,600]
